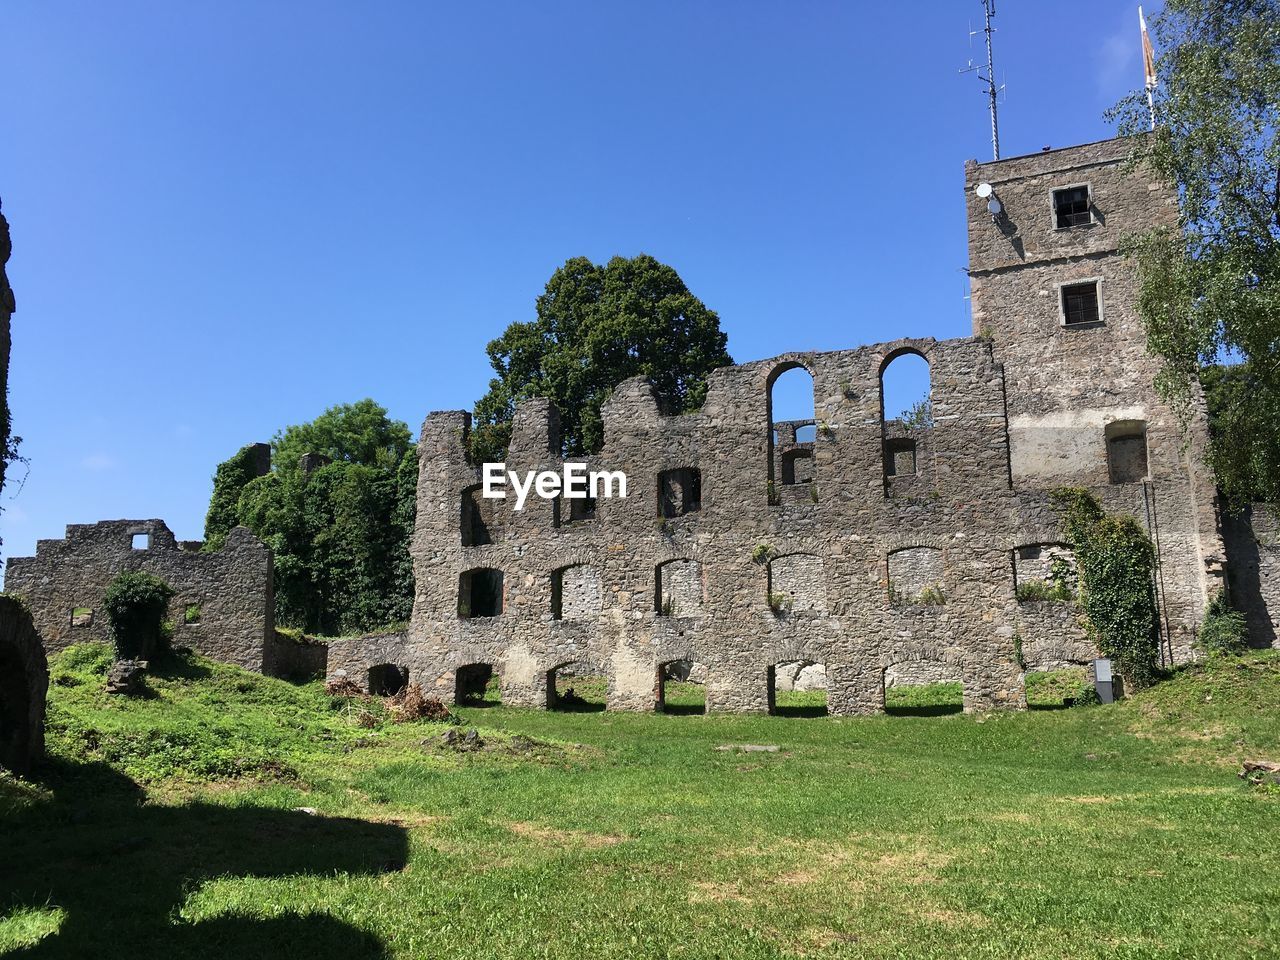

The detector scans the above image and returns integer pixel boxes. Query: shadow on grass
[1028,703,1072,712]
[0,758,406,959]
[773,704,829,718]
[550,700,607,714]
[884,704,964,717]
[661,703,707,716]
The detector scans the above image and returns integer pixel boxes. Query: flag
[1140,6,1158,90]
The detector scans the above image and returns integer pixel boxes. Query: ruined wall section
[346,337,1106,716]
[6,520,274,671]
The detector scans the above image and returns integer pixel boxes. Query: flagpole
[1140,6,1157,130]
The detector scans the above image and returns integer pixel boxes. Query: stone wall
[326,137,1245,715]
[1224,506,1279,648]
[266,632,330,680]
[0,591,46,773]
[6,520,274,671]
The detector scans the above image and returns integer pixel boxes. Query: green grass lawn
[3,643,1280,959]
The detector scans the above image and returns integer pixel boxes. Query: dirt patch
[507,820,622,849]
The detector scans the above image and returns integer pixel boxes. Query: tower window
[1061,282,1100,326]
[1053,185,1092,228]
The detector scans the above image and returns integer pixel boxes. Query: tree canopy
[1109,0,1280,506]
[273,398,412,473]
[202,400,417,635]
[469,254,732,463]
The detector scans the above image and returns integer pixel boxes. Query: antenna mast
[961,0,1002,161]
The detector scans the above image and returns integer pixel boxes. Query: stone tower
[966,136,1226,657]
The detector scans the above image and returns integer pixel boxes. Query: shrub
[1199,589,1249,655]
[1016,579,1072,602]
[102,572,174,661]
[1053,488,1160,688]
[768,592,792,614]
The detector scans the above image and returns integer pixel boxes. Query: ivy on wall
[1052,488,1161,688]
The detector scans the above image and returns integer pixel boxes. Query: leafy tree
[1200,361,1280,505]
[1108,0,1280,506]
[470,254,732,462]
[102,571,174,661]
[204,402,417,635]
[273,399,412,473]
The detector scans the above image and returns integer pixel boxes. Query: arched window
[767,365,816,490]
[367,663,409,696]
[880,352,931,484]
[883,661,964,715]
[767,660,828,716]
[455,663,498,704]
[655,659,707,715]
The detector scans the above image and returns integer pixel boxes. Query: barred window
[1061,282,1100,326]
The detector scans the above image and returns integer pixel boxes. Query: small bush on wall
[103,571,174,661]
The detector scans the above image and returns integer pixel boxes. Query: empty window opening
[656,558,703,616]
[885,438,917,477]
[1053,185,1092,228]
[1106,420,1149,483]
[70,607,94,628]
[1025,667,1091,710]
[458,567,504,618]
[568,494,597,523]
[658,468,702,518]
[551,564,601,621]
[368,663,409,697]
[656,659,707,715]
[461,484,495,546]
[767,660,828,717]
[546,661,607,712]
[1013,543,1077,602]
[883,662,964,716]
[131,533,150,550]
[1061,281,1100,326]
[781,449,814,485]
[887,547,945,606]
[767,554,826,614]
[768,365,817,488]
[455,663,499,705]
[880,352,931,484]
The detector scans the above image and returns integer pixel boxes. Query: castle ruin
[328,136,1269,714]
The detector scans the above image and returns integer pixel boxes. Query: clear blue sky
[0,0,1154,568]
